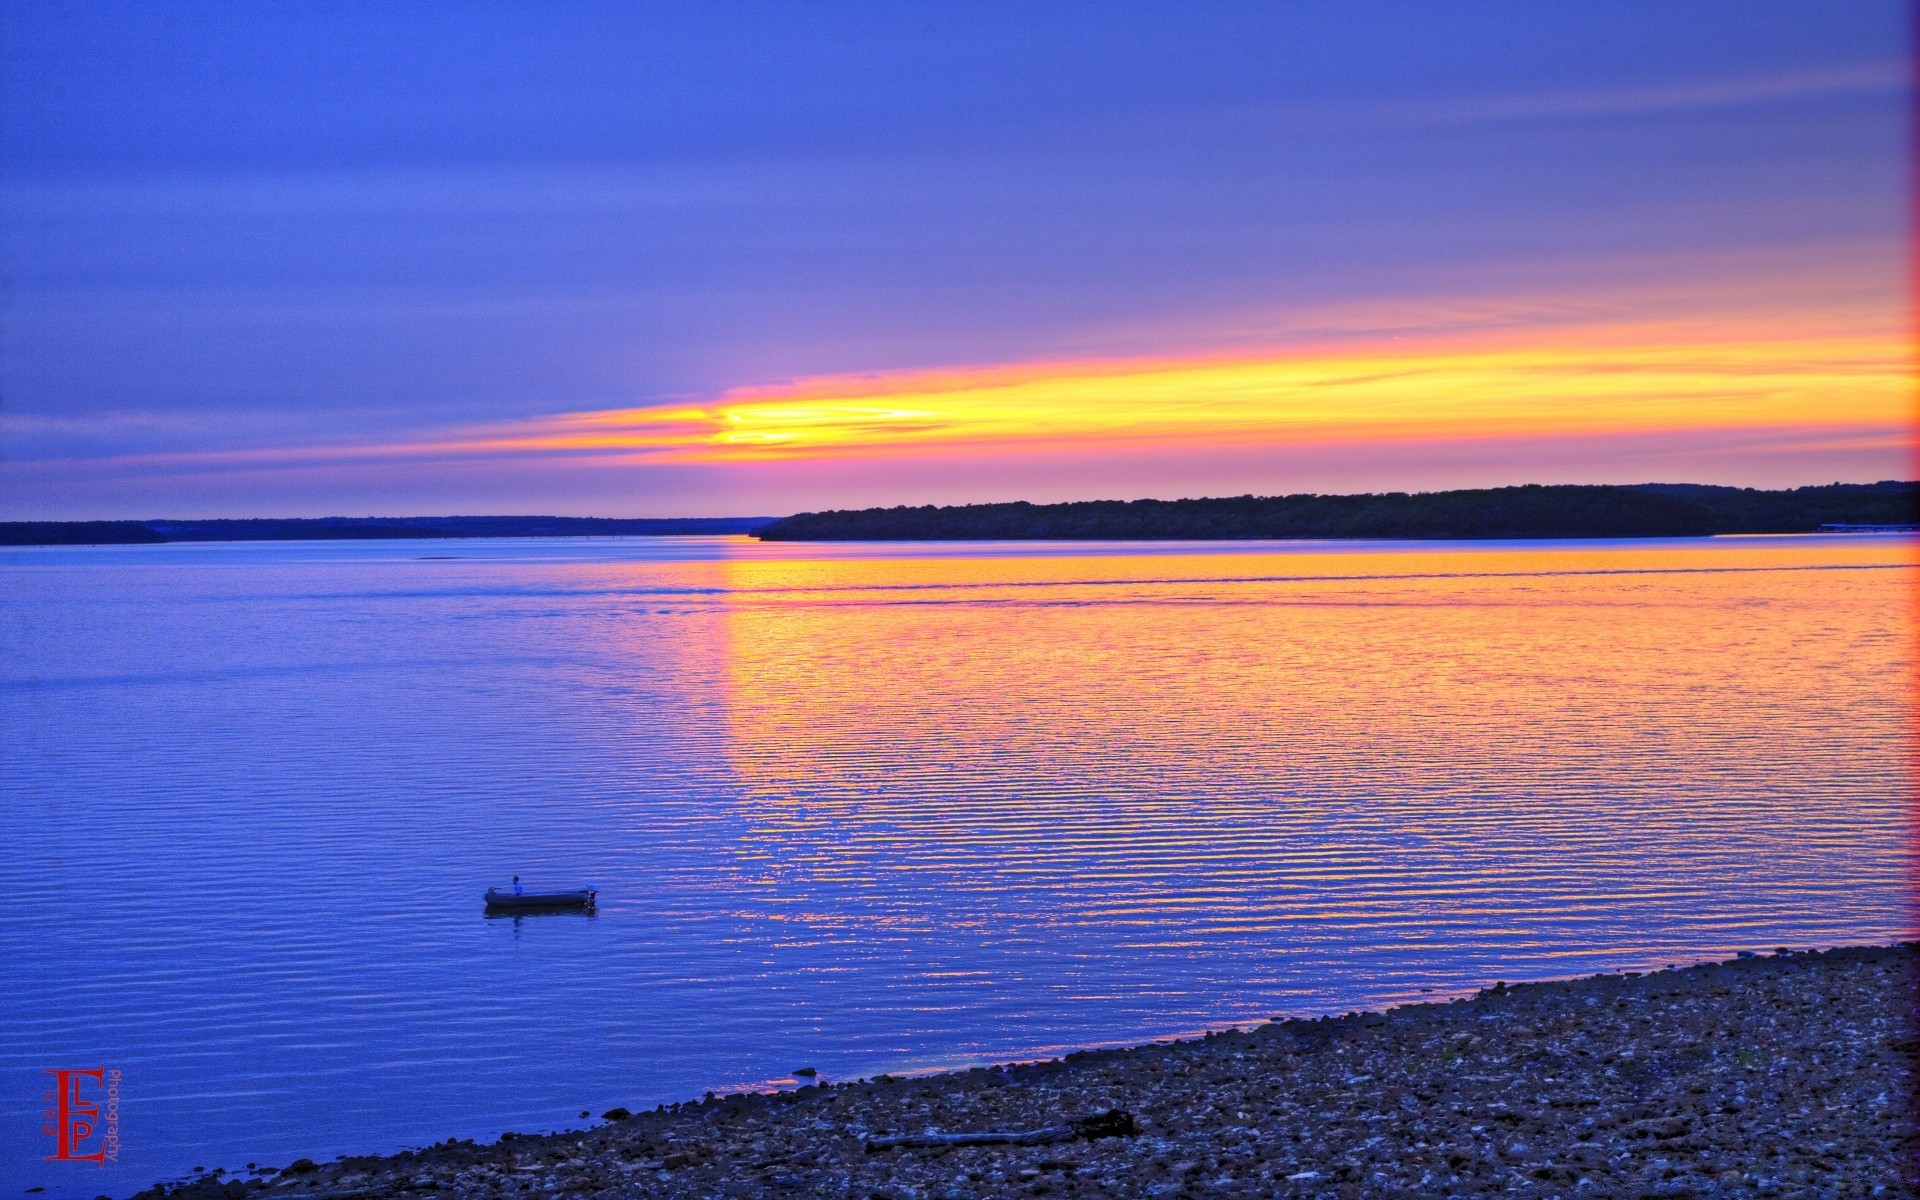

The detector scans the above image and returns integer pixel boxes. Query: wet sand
[136,943,1915,1199]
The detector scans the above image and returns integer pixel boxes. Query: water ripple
[0,533,1911,1193]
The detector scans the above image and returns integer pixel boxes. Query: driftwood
[865,1109,1136,1152]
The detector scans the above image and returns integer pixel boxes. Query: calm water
[2,534,1912,1192]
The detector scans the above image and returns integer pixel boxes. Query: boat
[484,886,597,914]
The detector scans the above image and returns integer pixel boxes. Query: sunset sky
[0,1,1908,519]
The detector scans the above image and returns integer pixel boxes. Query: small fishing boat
[484,886,597,914]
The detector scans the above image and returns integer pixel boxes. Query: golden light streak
[470,325,1909,463]
[38,313,1908,475]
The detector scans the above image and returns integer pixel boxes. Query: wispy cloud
[1402,62,1908,127]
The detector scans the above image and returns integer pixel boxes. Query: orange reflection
[710,538,1914,941]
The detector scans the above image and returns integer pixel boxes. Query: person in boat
[512,875,523,896]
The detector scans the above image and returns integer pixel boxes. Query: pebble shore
[137,943,1916,1199]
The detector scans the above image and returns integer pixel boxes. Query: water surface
[2,534,1911,1192]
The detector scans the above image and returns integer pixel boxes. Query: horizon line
[5,477,1912,527]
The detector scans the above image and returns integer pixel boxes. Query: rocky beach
[136,944,1915,1200]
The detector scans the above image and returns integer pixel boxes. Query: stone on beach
[137,943,1916,1199]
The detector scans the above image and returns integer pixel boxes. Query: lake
[2,533,1911,1193]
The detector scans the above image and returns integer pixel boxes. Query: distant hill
[1629,482,1919,533]
[0,515,776,546]
[754,482,1920,541]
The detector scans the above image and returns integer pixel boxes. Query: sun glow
[717,405,949,446]
[468,322,1908,464]
[61,307,1908,482]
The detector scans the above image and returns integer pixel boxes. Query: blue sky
[0,1,1907,518]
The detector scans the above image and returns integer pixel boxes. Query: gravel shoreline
[138,943,1916,1199]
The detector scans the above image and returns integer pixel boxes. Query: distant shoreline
[0,516,776,547]
[10,481,1916,547]
[132,942,1915,1200]
[755,482,1919,542]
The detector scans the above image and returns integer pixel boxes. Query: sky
[0,1,1909,519]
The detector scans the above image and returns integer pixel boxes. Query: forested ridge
[754,482,1919,541]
